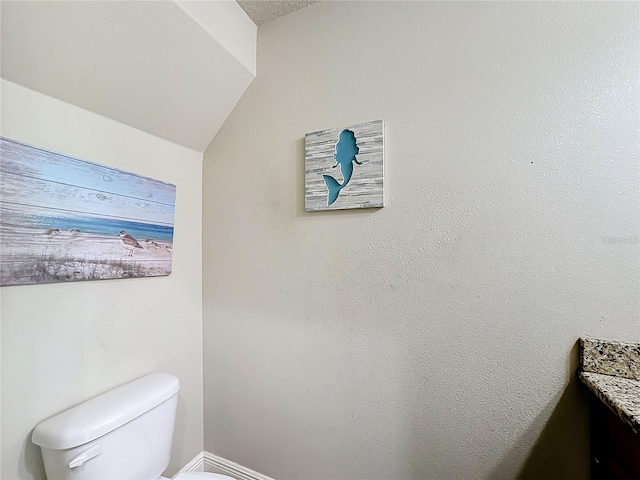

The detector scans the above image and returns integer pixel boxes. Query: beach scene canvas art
[0,137,176,286]
[305,120,384,211]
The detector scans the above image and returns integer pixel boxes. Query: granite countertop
[579,337,640,434]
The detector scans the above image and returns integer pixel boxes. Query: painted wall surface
[0,80,203,479]
[202,2,639,479]
[175,0,257,76]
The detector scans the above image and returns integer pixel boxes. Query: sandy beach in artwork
[0,226,173,286]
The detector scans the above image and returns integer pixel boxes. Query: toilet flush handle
[68,444,102,469]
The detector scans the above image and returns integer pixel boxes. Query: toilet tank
[32,372,180,480]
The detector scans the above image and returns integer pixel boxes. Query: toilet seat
[173,473,235,480]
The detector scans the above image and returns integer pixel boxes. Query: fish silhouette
[323,129,362,206]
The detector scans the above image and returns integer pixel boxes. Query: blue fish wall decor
[305,120,384,211]
[323,129,362,206]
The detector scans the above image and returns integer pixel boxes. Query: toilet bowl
[32,373,234,480]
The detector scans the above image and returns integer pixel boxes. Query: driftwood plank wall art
[0,137,176,286]
[305,120,384,211]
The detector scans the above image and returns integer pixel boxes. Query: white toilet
[32,372,233,480]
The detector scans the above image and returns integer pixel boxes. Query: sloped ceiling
[0,1,257,152]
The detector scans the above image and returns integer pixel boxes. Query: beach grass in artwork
[305,119,384,211]
[0,137,176,286]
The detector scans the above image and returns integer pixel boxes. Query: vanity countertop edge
[579,336,640,435]
[579,370,640,435]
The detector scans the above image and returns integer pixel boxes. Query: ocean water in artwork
[20,215,174,243]
[0,137,176,286]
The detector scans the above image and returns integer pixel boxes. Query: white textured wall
[0,80,203,480]
[202,2,639,479]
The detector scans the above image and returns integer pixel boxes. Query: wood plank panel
[1,170,174,226]
[304,120,384,211]
[0,137,175,204]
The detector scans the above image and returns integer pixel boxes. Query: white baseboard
[173,451,205,476]
[174,451,275,480]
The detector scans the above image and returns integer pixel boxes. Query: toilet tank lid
[32,372,179,450]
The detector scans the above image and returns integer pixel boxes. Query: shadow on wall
[491,341,590,479]
[170,395,189,474]
[21,430,46,480]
